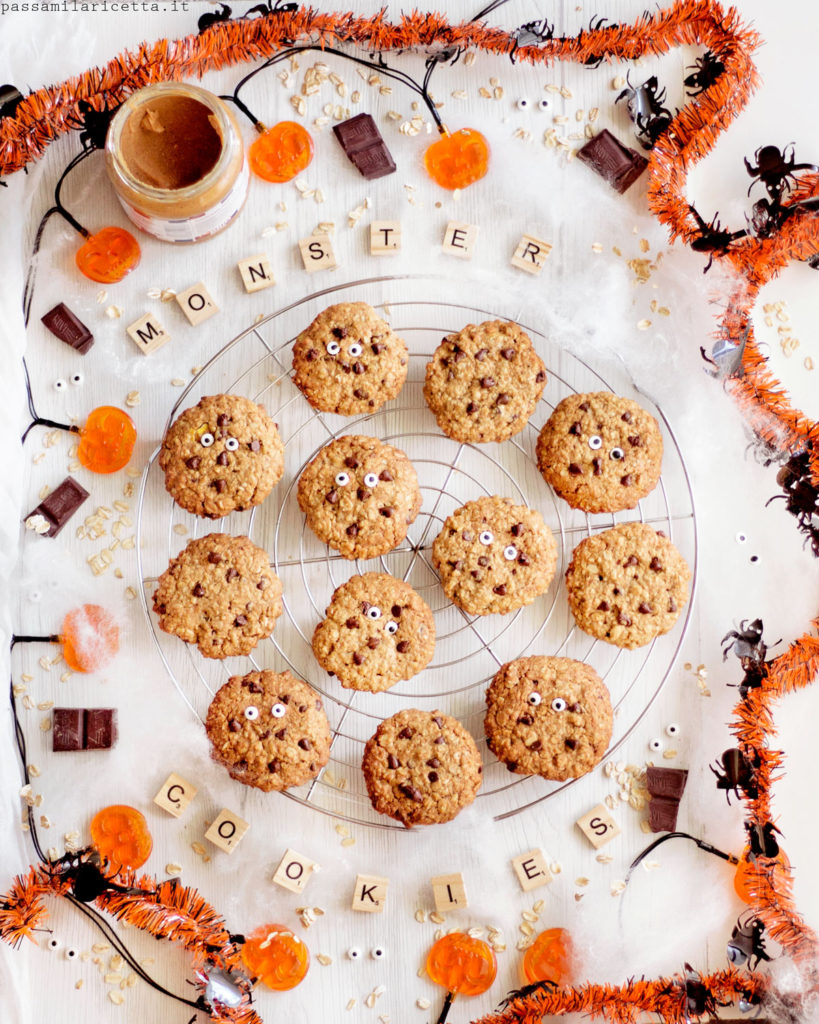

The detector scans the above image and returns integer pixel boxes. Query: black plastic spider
[76,100,120,152]
[688,203,748,271]
[198,2,232,33]
[768,450,819,557]
[710,747,760,804]
[684,50,725,95]
[745,144,819,204]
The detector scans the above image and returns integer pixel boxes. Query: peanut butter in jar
[105,82,248,243]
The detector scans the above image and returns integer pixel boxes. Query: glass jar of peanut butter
[105,82,248,243]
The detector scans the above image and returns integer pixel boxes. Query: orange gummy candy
[75,226,141,284]
[242,925,310,991]
[250,121,314,183]
[77,406,136,474]
[425,932,497,996]
[61,604,119,673]
[734,846,790,905]
[424,128,490,190]
[521,928,575,986]
[90,805,153,871]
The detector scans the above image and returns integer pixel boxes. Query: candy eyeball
[516,97,530,111]
[648,737,663,752]
[385,620,398,635]
[53,378,67,392]
[366,606,382,620]
[244,706,259,721]
[70,373,84,386]
[527,692,542,706]
[64,948,78,961]
[666,723,680,737]
[349,343,363,357]
[47,937,60,951]
[479,531,494,545]
[272,703,287,718]
[200,432,215,448]
[326,340,340,355]
[551,697,567,712]
[503,545,517,561]
[588,435,603,450]
[346,946,362,961]
[370,946,386,960]
[538,98,551,111]
[334,471,350,486]
[609,447,624,460]
[225,437,239,452]
[364,473,378,488]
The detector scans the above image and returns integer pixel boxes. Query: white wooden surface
[1,3,819,1023]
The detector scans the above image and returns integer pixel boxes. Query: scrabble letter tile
[176,283,218,326]
[237,255,276,293]
[299,234,337,273]
[511,233,552,275]
[511,849,552,892]
[153,772,197,818]
[576,804,621,848]
[431,873,467,913]
[126,313,170,355]
[273,848,319,894]
[442,221,479,259]
[370,220,401,254]
[205,808,249,854]
[351,873,388,913]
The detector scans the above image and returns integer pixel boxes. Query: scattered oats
[165,863,182,875]
[334,823,350,837]
[575,876,589,887]
[519,921,534,936]
[545,83,561,94]
[173,523,188,536]
[105,305,122,319]
[417,966,426,978]
[629,793,645,810]
[429,911,445,924]
[341,836,356,847]
[317,221,335,234]
[64,829,81,852]
[365,993,377,1010]
[574,892,585,902]
[575,108,585,121]
[589,106,599,122]
[317,953,332,966]
[146,287,162,299]
[493,86,504,100]
[514,128,531,141]
[549,862,562,875]
[160,289,176,302]
[521,910,538,922]
[553,115,568,124]
[568,132,585,141]
[32,452,45,464]
[464,51,476,66]
[596,853,613,864]
[640,819,653,833]
[68,461,81,473]
[368,73,381,86]
[25,514,51,535]
[346,999,356,1011]
[108,991,124,1005]
[37,700,55,711]
[805,356,815,370]
[658,306,671,316]
[21,672,33,682]
[75,980,84,989]
[191,842,206,856]
[170,378,186,387]
[28,764,41,778]
[414,909,426,923]
[637,319,652,331]
[643,860,661,872]
[378,85,392,96]
[105,973,123,985]
[663,749,678,760]
[612,76,626,89]
[478,86,492,99]
[290,95,306,116]
[373,985,386,997]
[23,695,36,710]
[560,86,572,98]
[532,899,544,913]
[610,880,626,896]
[516,936,534,952]
[618,790,629,801]
[416,998,431,1010]
[351,90,361,103]
[96,290,107,303]
[261,225,277,238]
[467,926,484,938]
[60,671,73,682]
[605,794,616,809]
[40,717,52,732]
[314,188,326,203]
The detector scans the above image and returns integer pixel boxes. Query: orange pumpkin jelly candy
[90,805,153,871]
[426,932,497,996]
[250,121,315,183]
[77,406,136,474]
[242,925,310,990]
[61,604,119,673]
[734,845,791,905]
[424,128,490,190]
[522,927,575,986]
[75,226,141,284]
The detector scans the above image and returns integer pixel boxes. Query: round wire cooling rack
[136,275,698,830]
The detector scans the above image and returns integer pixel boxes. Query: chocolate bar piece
[333,113,396,180]
[577,128,648,194]
[41,303,94,354]
[52,708,117,751]
[25,476,89,538]
[646,766,688,800]
[648,794,682,833]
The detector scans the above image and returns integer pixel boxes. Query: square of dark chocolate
[648,794,681,833]
[350,144,397,180]
[27,476,90,538]
[577,128,648,194]
[52,708,85,752]
[85,709,117,749]
[332,113,380,154]
[646,766,689,800]
[41,303,94,354]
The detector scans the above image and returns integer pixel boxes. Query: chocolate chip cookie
[361,709,482,826]
[297,435,422,559]
[423,320,547,443]
[158,394,284,518]
[312,573,435,692]
[152,533,283,658]
[565,522,690,648]
[292,302,409,415]
[484,656,612,780]
[206,670,330,791]
[536,392,662,513]
[431,496,557,615]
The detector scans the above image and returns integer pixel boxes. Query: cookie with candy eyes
[152,533,283,658]
[423,320,547,443]
[484,656,612,781]
[205,670,330,792]
[292,302,409,415]
[536,392,663,513]
[312,573,436,692]
[431,496,557,615]
[159,394,284,518]
[297,435,422,559]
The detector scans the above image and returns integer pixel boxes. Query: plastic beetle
[727,912,772,971]
[710,747,759,803]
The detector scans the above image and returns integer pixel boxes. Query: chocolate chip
[267,759,281,773]
[480,376,496,388]
[433,716,443,728]
[506,761,518,772]
[399,784,423,802]
[346,523,359,536]
[618,612,632,626]
[613,587,621,595]
[357,487,370,501]
[434,735,445,744]
[228,718,241,732]
[500,347,516,360]
[217,413,230,428]
[305,348,319,361]
[466,402,477,414]
[192,583,205,597]
[592,457,603,476]
[668,598,678,613]
[387,754,400,769]
[371,342,384,354]
[332,326,347,339]
[353,651,364,665]
[535,370,546,383]
[427,771,439,782]
[216,451,229,466]
[620,410,633,423]
[493,584,507,595]
[379,506,394,517]
[257,578,269,590]
[226,567,240,581]
[477,556,489,567]
[568,462,583,475]
[426,757,440,768]
[496,392,510,405]
[511,523,523,537]
[275,727,287,740]
[623,555,639,567]
[248,681,263,694]
[344,456,359,469]
[352,361,365,375]
[326,489,339,504]
[353,388,368,399]
[391,605,402,617]
[185,456,201,469]
[578,401,590,411]
[650,557,663,572]
[207,551,222,564]
[564,738,577,750]
[517,714,533,726]
[470,570,483,581]
[367,637,381,650]
[568,421,582,435]
[529,739,542,751]
[517,553,530,566]
[620,474,633,486]
[398,726,414,740]
[298,738,311,750]
[396,641,409,653]
[453,349,466,362]
[597,601,610,611]
[474,348,488,360]
[212,479,226,493]
[249,439,261,452]
[345,617,358,629]
[638,602,653,614]
[379,470,393,481]
[462,530,473,542]
[234,614,247,626]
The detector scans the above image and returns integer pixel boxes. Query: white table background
[1,2,819,1022]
